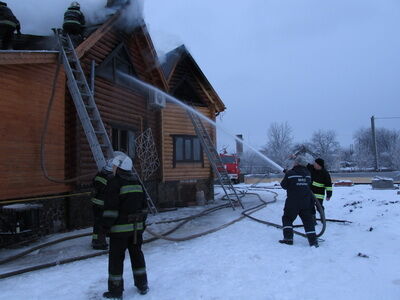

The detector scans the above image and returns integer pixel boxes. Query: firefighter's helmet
[70,1,80,9]
[112,155,132,171]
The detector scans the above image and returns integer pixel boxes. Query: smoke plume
[7,0,144,36]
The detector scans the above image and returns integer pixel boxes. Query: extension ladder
[56,32,157,214]
[187,110,244,209]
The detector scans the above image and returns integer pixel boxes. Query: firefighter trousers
[108,233,148,294]
[92,205,107,247]
[282,207,318,246]
[311,196,325,217]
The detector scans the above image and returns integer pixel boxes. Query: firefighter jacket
[307,164,333,200]
[91,170,113,208]
[281,165,314,210]
[63,7,85,27]
[0,4,20,30]
[102,171,147,237]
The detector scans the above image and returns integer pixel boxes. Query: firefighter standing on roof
[0,1,20,50]
[307,158,333,220]
[91,160,114,250]
[102,153,149,299]
[63,2,85,37]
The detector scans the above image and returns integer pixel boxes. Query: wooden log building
[161,45,226,206]
[0,6,226,243]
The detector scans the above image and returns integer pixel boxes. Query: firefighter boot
[137,285,149,295]
[103,291,123,299]
[279,239,293,245]
[306,232,319,248]
[105,276,123,299]
[92,239,108,250]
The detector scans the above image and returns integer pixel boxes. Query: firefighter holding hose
[307,158,333,223]
[280,155,319,247]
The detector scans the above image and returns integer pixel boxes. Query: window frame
[96,43,140,91]
[111,125,136,159]
[172,135,204,167]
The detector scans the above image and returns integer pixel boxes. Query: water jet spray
[117,71,284,172]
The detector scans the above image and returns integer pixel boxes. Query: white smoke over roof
[7,0,144,36]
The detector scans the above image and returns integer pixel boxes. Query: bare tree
[261,122,293,168]
[353,127,400,170]
[240,151,270,174]
[339,145,356,169]
[310,129,341,170]
[392,139,400,170]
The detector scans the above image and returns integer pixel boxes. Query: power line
[374,116,400,120]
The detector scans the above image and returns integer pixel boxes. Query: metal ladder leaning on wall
[187,110,244,210]
[56,32,157,214]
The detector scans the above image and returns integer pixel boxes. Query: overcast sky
[144,0,400,152]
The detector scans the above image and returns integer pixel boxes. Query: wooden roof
[162,45,226,112]
[0,5,168,91]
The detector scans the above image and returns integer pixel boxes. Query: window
[112,128,135,159]
[173,135,203,167]
[96,43,138,90]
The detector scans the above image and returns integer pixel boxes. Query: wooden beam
[75,13,120,59]
[194,74,216,105]
[0,51,58,65]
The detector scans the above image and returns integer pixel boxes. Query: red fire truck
[219,152,241,184]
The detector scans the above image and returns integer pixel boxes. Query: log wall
[0,63,69,200]
[162,103,215,181]
[68,28,163,185]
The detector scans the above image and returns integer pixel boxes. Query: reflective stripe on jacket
[307,164,333,199]
[92,171,113,207]
[110,222,144,233]
[0,5,19,29]
[63,8,85,26]
[102,171,147,236]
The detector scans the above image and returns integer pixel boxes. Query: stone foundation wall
[157,178,214,208]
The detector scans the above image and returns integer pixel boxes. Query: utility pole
[370,115,379,171]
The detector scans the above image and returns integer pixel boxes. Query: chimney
[236,134,243,156]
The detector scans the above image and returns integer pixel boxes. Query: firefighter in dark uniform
[63,2,85,37]
[280,155,319,247]
[307,158,333,221]
[0,1,20,50]
[91,160,114,250]
[102,154,149,299]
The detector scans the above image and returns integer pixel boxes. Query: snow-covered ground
[1,184,400,300]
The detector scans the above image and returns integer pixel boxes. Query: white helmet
[112,154,133,171]
[113,151,127,158]
[70,1,80,8]
[103,159,114,172]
